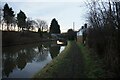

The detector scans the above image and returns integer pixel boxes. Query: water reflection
[2,42,65,78]
[50,45,60,59]
[16,52,27,70]
[2,57,16,77]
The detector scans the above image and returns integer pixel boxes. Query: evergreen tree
[49,18,61,34]
[17,10,27,31]
[9,7,15,30]
[3,3,15,31]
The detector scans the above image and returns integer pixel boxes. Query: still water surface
[2,42,65,78]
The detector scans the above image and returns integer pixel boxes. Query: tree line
[82,0,120,77]
[1,3,48,32]
[0,3,61,34]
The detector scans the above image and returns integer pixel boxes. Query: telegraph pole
[73,22,75,31]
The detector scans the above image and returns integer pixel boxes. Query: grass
[33,41,70,78]
[77,43,105,78]
[33,40,105,78]
[33,41,85,78]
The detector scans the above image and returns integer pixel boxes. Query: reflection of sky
[2,43,65,78]
[4,53,52,78]
[60,46,65,53]
[1,0,88,32]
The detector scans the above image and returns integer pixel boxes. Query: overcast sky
[0,0,89,32]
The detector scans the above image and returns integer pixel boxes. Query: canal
[2,42,65,78]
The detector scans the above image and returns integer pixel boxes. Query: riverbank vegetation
[81,0,120,77]
[77,43,105,78]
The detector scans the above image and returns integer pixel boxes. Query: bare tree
[86,0,120,77]
[36,19,48,32]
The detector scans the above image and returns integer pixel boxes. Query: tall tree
[3,3,10,30]
[3,3,15,31]
[9,7,15,30]
[49,18,61,34]
[17,10,26,31]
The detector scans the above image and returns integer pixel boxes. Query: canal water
[2,42,65,78]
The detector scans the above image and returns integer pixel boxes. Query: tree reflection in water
[50,45,60,59]
[2,57,16,77]
[16,51,27,70]
[2,42,63,78]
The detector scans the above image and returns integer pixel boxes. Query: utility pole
[73,22,75,31]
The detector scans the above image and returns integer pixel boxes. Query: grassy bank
[33,40,105,78]
[33,41,85,78]
[77,43,105,78]
[2,31,49,47]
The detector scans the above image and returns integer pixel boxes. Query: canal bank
[33,41,86,78]
[2,31,51,47]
